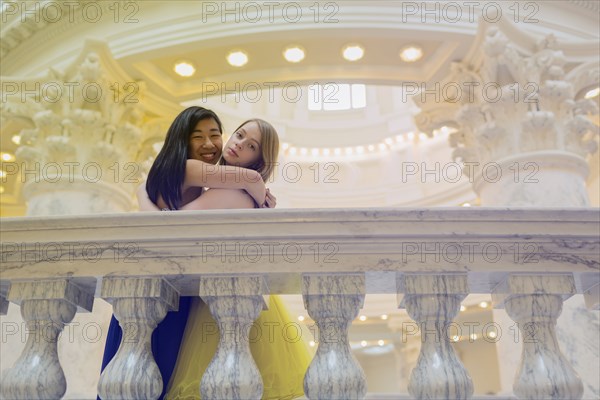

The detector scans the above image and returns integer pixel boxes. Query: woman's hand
[261,188,277,208]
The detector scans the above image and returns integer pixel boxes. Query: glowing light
[11,135,21,145]
[368,145,375,152]
[384,138,394,145]
[479,301,489,308]
[400,46,423,62]
[342,44,364,61]
[298,316,305,322]
[227,51,248,67]
[380,314,388,320]
[470,333,478,341]
[378,340,385,346]
[0,171,5,178]
[462,203,472,207]
[0,186,4,194]
[174,61,196,77]
[334,148,342,156]
[451,335,460,342]
[460,305,466,312]
[345,147,354,156]
[359,315,367,322]
[300,147,308,156]
[309,341,316,347]
[289,147,297,155]
[488,331,497,339]
[585,87,600,99]
[323,148,330,156]
[1,153,15,162]
[360,340,368,347]
[378,143,387,151]
[356,146,365,154]
[283,46,305,63]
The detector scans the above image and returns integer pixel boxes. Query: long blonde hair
[220,119,279,182]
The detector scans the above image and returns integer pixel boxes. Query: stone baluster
[583,283,599,310]
[97,277,179,400]
[302,274,367,400]
[0,279,94,400]
[492,274,584,400]
[415,25,599,398]
[398,273,473,400]
[199,276,268,400]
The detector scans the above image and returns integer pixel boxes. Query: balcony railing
[0,208,598,399]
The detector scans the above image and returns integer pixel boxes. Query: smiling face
[187,118,223,164]
[222,121,262,168]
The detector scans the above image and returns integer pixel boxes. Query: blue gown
[98,296,192,400]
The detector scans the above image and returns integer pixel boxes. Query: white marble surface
[303,274,367,399]
[200,276,268,400]
[494,275,583,400]
[556,294,600,400]
[97,277,179,400]
[399,274,473,400]
[0,280,92,400]
[474,152,590,208]
[1,208,598,294]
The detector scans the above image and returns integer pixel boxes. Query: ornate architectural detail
[1,40,149,214]
[443,28,599,180]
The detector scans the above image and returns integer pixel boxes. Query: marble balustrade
[0,208,598,400]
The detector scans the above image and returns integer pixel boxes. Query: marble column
[199,276,268,400]
[0,279,94,400]
[97,277,179,400]
[398,273,473,400]
[492,275,583,400]
[0,40,154,216]
[0,40,158,399]
[302,274,367,400]
[417,26,599,399]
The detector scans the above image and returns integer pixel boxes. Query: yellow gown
[165,295,312,400]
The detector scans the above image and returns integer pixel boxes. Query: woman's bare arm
[137,183,161,211]
[183,159,266,206]
[179,188,255,210]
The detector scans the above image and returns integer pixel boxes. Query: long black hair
[146,107,223,210]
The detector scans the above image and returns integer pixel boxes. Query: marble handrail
[1,208,598,400]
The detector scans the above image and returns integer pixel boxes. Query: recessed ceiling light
[360,340,368,347]
[174,61,196,77]
[283,46,305,63]
[342,44,364,61]
[585,87,599,99]
[400,46,423,62]
[479,301,489,308]
[227,51,248,67]
[1,153,15,162]
[11,135,21,145]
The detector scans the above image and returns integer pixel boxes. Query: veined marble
[303,274,367,400]
[97,277,179,400]
[398,274,473,400]
[1,279,93,400]
[493,275,584,400]
[199,276,268,400]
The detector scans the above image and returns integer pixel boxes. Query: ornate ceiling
[1,1,599,215]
